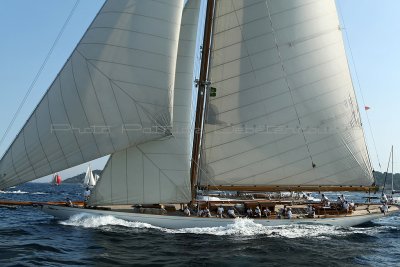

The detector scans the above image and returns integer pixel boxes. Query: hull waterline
[40,204,398,229]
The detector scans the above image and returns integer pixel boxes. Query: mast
[391,145,394,194]
[190,0,215,203]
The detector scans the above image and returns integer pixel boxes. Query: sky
[0,0,399,183]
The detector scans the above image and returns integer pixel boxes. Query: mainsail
[0,0,184,189]
[200,0,373,188]
[89,0,201,205]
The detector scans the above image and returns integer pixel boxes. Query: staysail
[200,0,373,187]
[0,0,184,189]
[89,0,201,205]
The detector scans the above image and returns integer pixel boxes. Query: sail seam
[108,80,132,144]
[211,38,341,70]
[70,54,102,158]
[136,146,191,202]
[87,58,174,76]
[33,112,54,174]
[210,78,350,117]
[79,42,175,59]
[87,27,178,42]
[82,51,117,153]
[9,144,22,185]
[46,90,70,168]
[99,11,181,25]
[207,133,339,177]
[84,56,172,131]
[57,67,86,163]
[217,136,365,185]
[205,91,353,137]
[21,130,38,178]
[214,3,334,37]
[211,53,346,90]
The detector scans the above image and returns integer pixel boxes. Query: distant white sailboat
[1,0,399,228]
[83,165,96,188]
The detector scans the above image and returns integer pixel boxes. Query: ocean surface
[0,183,399,267]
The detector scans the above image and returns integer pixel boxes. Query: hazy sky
[0,0,399,183]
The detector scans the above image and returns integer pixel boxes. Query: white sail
[89,0,201,205]
[0,0,184,189]
[200,0,373,187]
[83,165,96,188]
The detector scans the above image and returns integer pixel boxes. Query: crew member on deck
[254,206,261,218]
[66,198,73,207]
[286,208,292,219]
[183,206,190,216]
[217,205,224,218]
[321,194,330,207]
[83,187,91,207]
[381,193,388,204]
[227,207,236,218]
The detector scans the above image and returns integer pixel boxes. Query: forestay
[0,0,184,189]
[200,0,373,187]
[89,0,201,205]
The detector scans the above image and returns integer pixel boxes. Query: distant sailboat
[83,165,96,188]
[51,173,62,186]
[0,0,399,228]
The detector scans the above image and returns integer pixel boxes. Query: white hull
[40,204,397,229]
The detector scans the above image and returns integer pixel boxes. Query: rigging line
[264,0,315,167]
[381,147,392,195]
[0,0,80,149]
[336,1,381,170]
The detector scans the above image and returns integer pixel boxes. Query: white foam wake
[167,218,346,238]
[58,215,399,238]
[0,190,28,194]
[60,213,160,230]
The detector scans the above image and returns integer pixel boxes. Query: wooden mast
[190,0,215,203]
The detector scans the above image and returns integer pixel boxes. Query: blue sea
[0,183,399,266]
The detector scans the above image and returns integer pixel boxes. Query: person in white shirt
[83,187,91,207]
[380,203,389,215]
[227,207,236,218]
[321,194,330,207]
[254,206,261,218]
[246,208,253,218]
[306,204,315,218]
[217,205,224,218]
[286,208,292,219]
[342,201,349,212]
[203,207,211,217]
[183,206,190,216]
[262,207,271,217]
[381,193,388,204]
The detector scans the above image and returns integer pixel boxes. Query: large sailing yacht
[0,0,398,229]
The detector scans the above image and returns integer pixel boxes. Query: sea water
[1,183,399,266]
